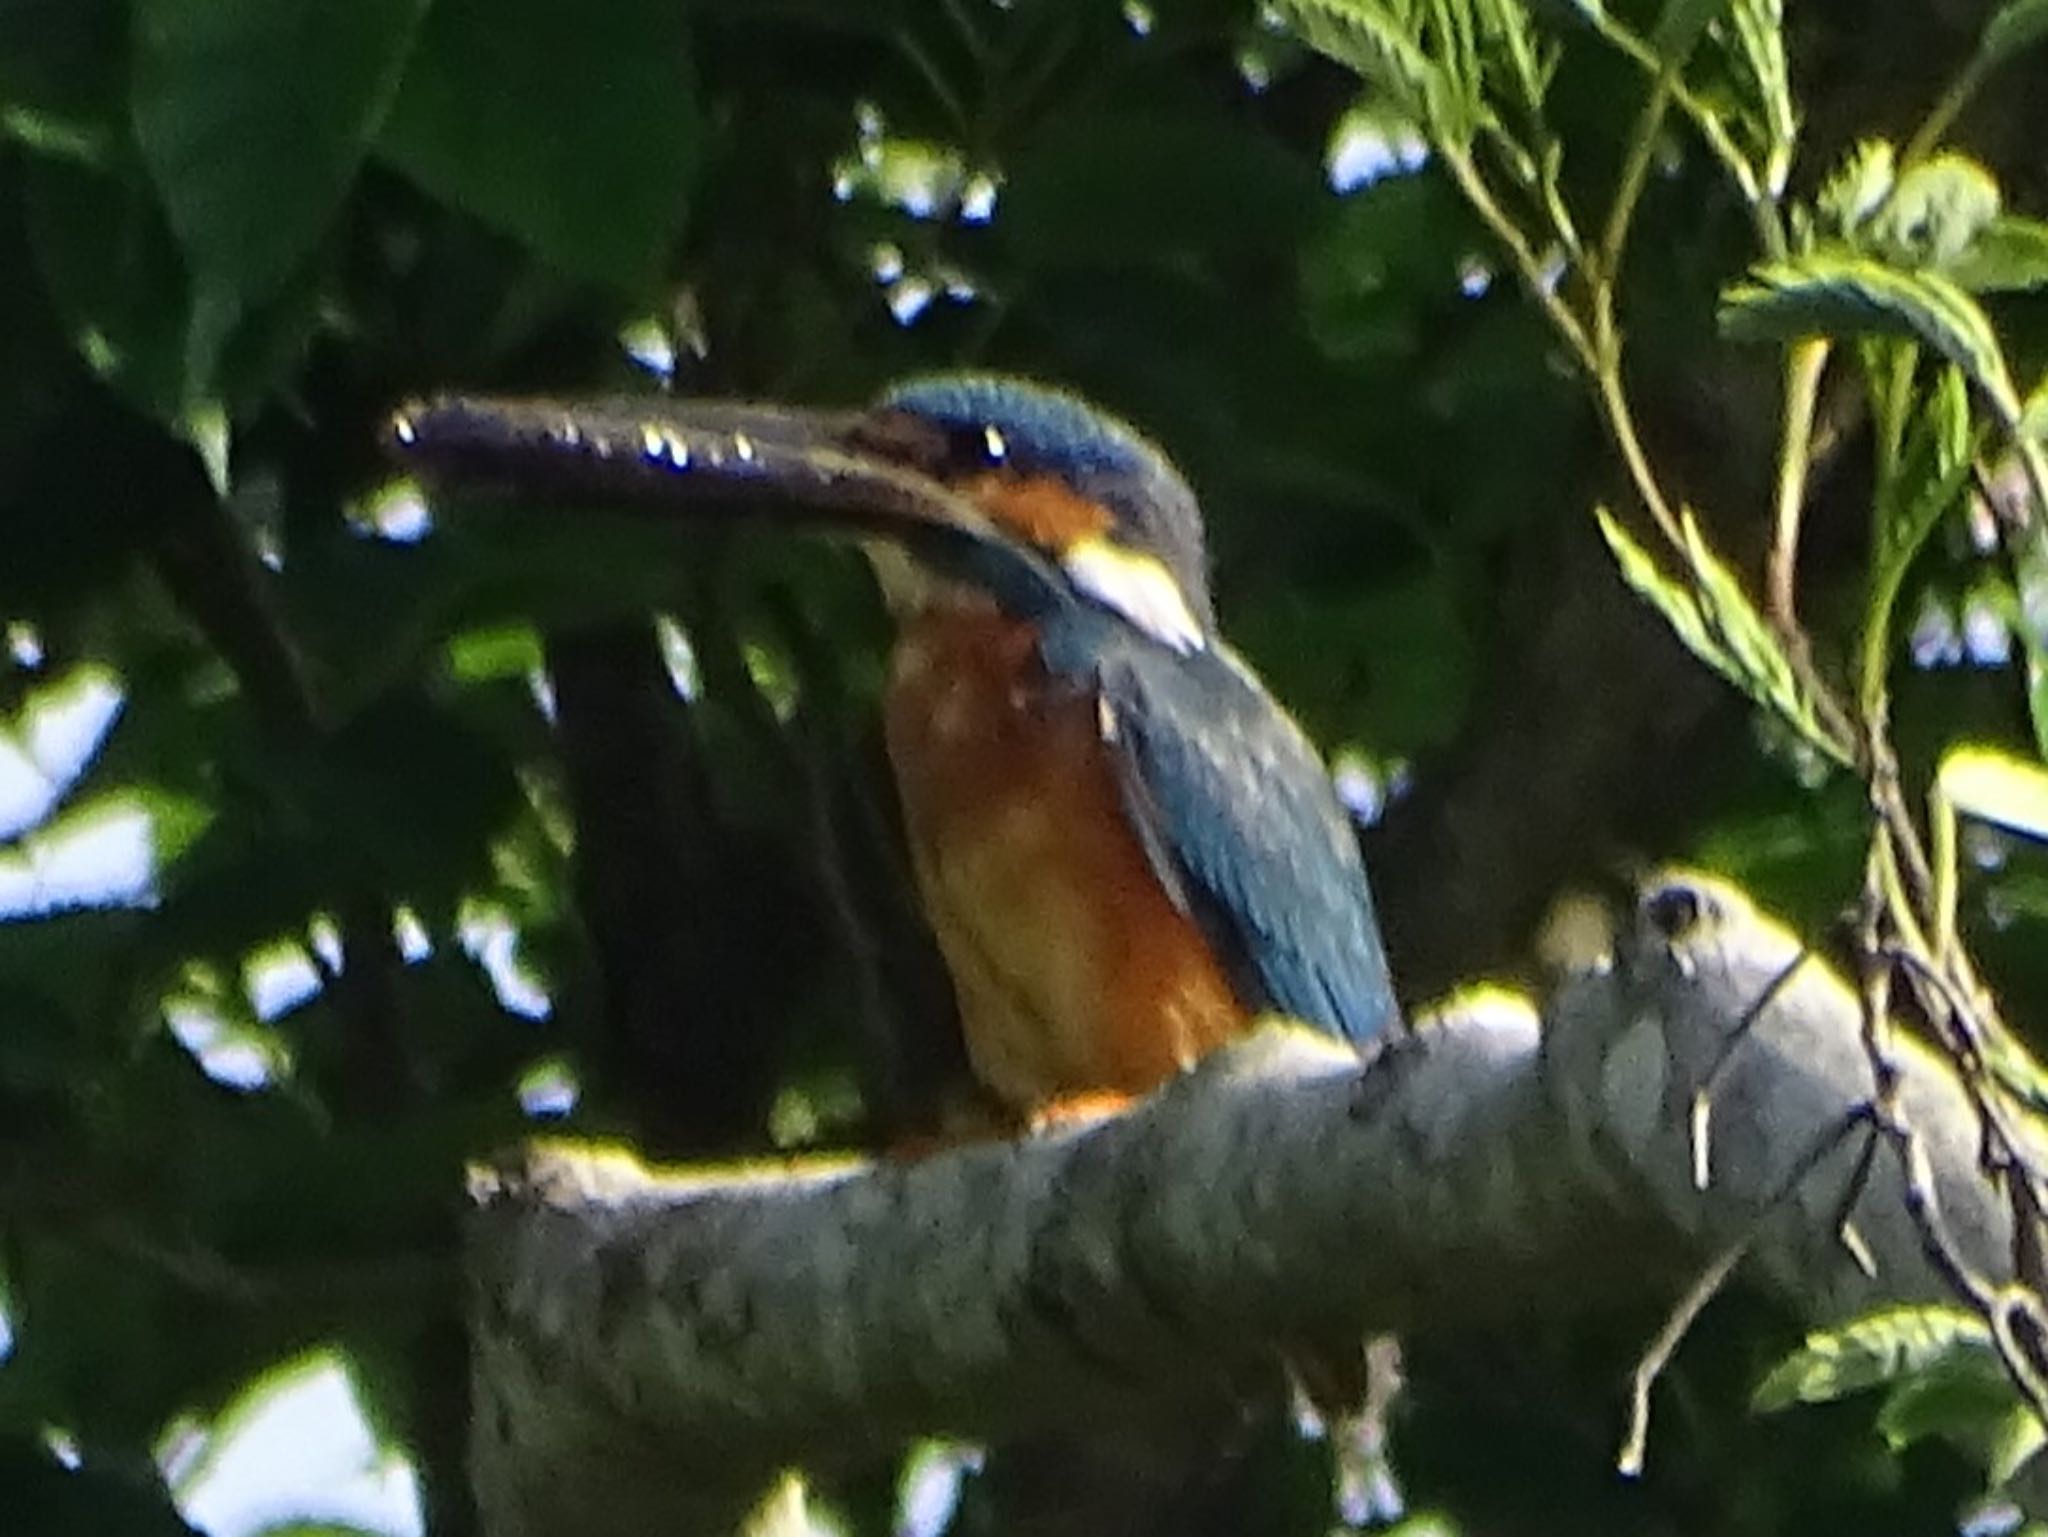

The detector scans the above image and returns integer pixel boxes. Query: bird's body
[885,604,1248,1106]
[860,375,1398,1116]
[388,372,1400,1122]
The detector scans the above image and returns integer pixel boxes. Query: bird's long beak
[385,393,1063,612]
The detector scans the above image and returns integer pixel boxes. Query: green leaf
[1866,366,1974,672]
[1653,0,1731,62]
[1720,251,2022,426]
[1274,0,1445,132]
[1879,365,1973,568]
[1945,216,2048,292]
[2025,382,2048,441]
[1753,1305,1991,1412]
[1875,1347,2029,1460]
[0,0,125,161]
[1979,0,2048,74]
[1866,152,2002,267]
[131,0,429,315]
[1725,0,1794,195]
[2015,523,2048,758]
[1472,0,1554,112]
[1939,744,2048,842]
[377,0,700,290]
[1991,1405,2048,1484]
[1595,507,1845,760]
[1814,140,1895,237]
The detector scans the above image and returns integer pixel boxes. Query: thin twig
[1437,144,1597,372]
[1619,1240,1746,1477]
[1690,946,1816,1190]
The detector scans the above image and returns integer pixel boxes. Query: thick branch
[467,873,2021,1537]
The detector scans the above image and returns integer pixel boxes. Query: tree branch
[466,872,2022,1537]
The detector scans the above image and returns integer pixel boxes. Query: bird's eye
[939,422,1007,469]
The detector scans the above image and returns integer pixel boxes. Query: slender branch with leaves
[1282,0,2048,1488]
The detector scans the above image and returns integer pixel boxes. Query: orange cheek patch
[960,471,1114,548]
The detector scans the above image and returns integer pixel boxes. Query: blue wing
[1038,609,1399,1047]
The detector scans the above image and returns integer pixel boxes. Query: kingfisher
[388,374,1400,1121]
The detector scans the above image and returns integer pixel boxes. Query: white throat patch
[1060,537,1206,655]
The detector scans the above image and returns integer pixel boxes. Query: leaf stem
[1600,72,1674,281]
[1904,57,1991,167]
[1768,339,1829,634]
[1437,144,1596,370]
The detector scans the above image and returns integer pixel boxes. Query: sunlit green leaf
[2024,383,2048,441]
[1814,140,1895,238]
[1595,507,1845,760]
[1472,0,1554,111]
[1940,744,2048,841]
[1726,0,1794,195]
[1867,152,2002,267]
[1753,1306,1991,1412]
[1720,251,2022,425]
[1990,1405,2048,1484]
[1945,216,2048,292]
[1875,1346,2028,1462]
[1274,0,1447,133]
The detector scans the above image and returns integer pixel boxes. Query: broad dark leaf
[131,0,429,314]
[377,0,700,290]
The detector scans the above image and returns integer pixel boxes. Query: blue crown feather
[878,374,1215,624]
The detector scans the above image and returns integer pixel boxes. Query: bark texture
[467,871,2022,1537]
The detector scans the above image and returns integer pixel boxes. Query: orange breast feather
[884,610,1248,1112]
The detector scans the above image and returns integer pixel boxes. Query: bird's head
[387,371,1216,652]
[845,375,1213,652]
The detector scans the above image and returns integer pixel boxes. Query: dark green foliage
[2,0,2047,1533]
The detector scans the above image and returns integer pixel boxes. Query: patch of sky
[167,1349,422,1537]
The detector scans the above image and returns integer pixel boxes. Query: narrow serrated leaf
[1721,251,2021,425]
[1595,506,1733,681]
[1880,366,1971,561]
[1815,140,1896,237]
[1474,0,1552,109]
[1596,505,1841,758]
[1726,0,1794,194]
[1275,0,1444,129]
[1754,1307,1991,1412]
